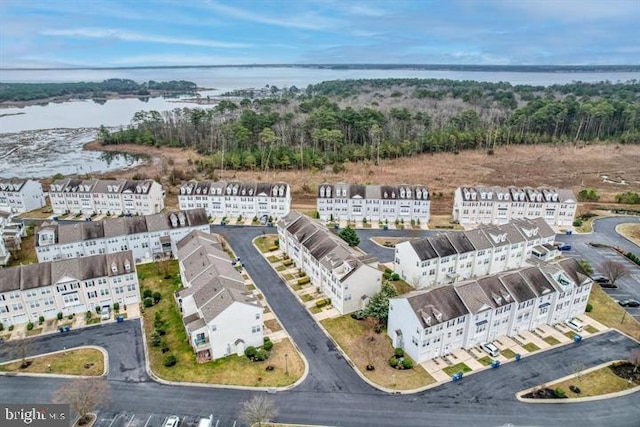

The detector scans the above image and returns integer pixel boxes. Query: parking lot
[93,412,232,427]
[561,242,640,321]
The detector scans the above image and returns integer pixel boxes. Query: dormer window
[180,187,185,195]
[400,188,405,198]
[217,187,222,195]
[136,185,141,193]
[170,213,178,227]
[111,261,118,274]
[124,260,131,272]
[326,187,331,197]
[196,187,201,194]
[320,186,326,197]
[406,188,412,198]
[423,315,432,326]
[241,188,246,195]
[383,191,388,198]
[279,186,285,196]
[248,188,253,196]
[178,212,186,226]
[481,192,486,200]
[434,310,443,322]
[391,192,396,198]
[226,187,232,195]
[487,193,493,200]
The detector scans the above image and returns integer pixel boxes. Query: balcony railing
[193,338,210,349]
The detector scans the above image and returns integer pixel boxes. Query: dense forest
[98,78,640,172]
[0,79,198,102]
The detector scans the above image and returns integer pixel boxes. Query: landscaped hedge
[626,252,640,266]
[298,277,311,285]
[268,245,279,252]
[282,259,294,267]
[316,298,332,308]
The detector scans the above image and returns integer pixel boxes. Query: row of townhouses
[0,211,25,266]
[0,179,46,214]
[452,186,577,227]
[394,218,557,289]
[178,181,291,220]
[176,231,263,362]
[317,183,431,224]
[278,211,381,314]
[49,178,165,216]
[35,209,209,264]
[0,251,141,328]
[388,258,592,363]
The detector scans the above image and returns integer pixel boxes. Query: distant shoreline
[2,64,639,73]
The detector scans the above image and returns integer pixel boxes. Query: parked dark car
[618,299,640,308]
[598,281,617,288]
[557,243,572,251]
[591,276,610,283]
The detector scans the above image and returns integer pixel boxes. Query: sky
[1,0,639,68]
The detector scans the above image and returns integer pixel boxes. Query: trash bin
[566,230,573,235]
[117,316,124,323]
[64,326,70,332]
[574,334,582,343]
[491,360,501,369]
[383,225,389,230]
[515,353,521,361]
[58,327,64,333]
[334,224,339,229]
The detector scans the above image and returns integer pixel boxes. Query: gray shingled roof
[318,183,429,200]
[405,286,469,327]
[459,186,575,204]
[455,281,494,313]
[499,271,537,303]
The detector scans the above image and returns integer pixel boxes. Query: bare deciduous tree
[629,350,640,373]
[53,378,111,425]
[239,394,278,427]
[602,260,628,285]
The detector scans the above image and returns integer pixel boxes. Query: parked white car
[565,318,583,332]
[163,416,180,427]
[480,342,500,357]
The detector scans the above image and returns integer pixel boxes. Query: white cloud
[41,28,251,49]
[493,0,639,22]
[202,1,341,31]
[343,3,386,17]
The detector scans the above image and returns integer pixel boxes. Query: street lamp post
[285,353,289,375]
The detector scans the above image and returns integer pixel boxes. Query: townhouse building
[0,179,46,214]
[394,218,557,289]
[176,230,263,362]
[178,181,290,221]
[49,179,164,216]
[317,183,430,224]
[452,186,577,228]
[0,211,25,266]
[0,251,140,328]
[35,209,209,264]
[388,258,591,363]
[278,211,381,314]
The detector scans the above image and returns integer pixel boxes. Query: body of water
[0,66,637,178]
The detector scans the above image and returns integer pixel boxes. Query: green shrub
[113,302,120,312]
[283,259,293,267]
[615,192,640,204]
[0,323,3,332]
[384,268,392,274]
[68,314,74,320]
[383,272,391,280]
[38,315,45,324]
[85,311,92,320]
[316,298,331,308]
[573,219,583,227]
[254,348,268,361]
[26,322,34,331]
[391,273,400,281]
[152,292,162,303]
[163,354,177,367]
[95,306,101,314]
[245,346,257,359]
[57,312,63,320]
[8,325,14,331]
[143,289,152,299]
[401,358,413,369]
[388,357,399,368]
[298,277,311,285]
[268,245,279,252]
[143,297,153,308]
[263,338,273,351]
[394,348,404,358]
[151,332,162,347]
[554,388,566,398]
[586,303,593,313]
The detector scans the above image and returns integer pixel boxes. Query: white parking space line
[143,415,152,427]
[126,415,135,427]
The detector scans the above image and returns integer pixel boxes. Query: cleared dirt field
[86,142,640,215]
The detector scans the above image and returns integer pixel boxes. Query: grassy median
[0,347,104,376]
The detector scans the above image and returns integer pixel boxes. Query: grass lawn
[616,223,640,247]
[321,315,435,390]
[18,205,53,219]
[428,215,464,231]
[267,255,280,263]
[442,362,472,376]
[7,227,37,267]
[264,319,282,333]
[309,306,322,314]
[254,235,279,253]
[300,294,313,302]
[501,348,517,359]
[246,284,256,291]
[585,325,599,334]
[138,262,303,386]
[371,237,408,248]
[390,279,414,296]
[543,336,561,346]
[522,343,540,352]
[291,284,303,292]
[588,284,640,340]
[86,318,101,325]
[478,356,493,366]
[541,364,636,398]
[283,273,294,281]
[0,348,104,376]
[25,327,42,337]
[276,265,286,272]
[564,331,577,340]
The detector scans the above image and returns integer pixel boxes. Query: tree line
[0,79,197,102]
[98,78,640,172]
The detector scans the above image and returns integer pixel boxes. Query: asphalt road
[1,217,639,427]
